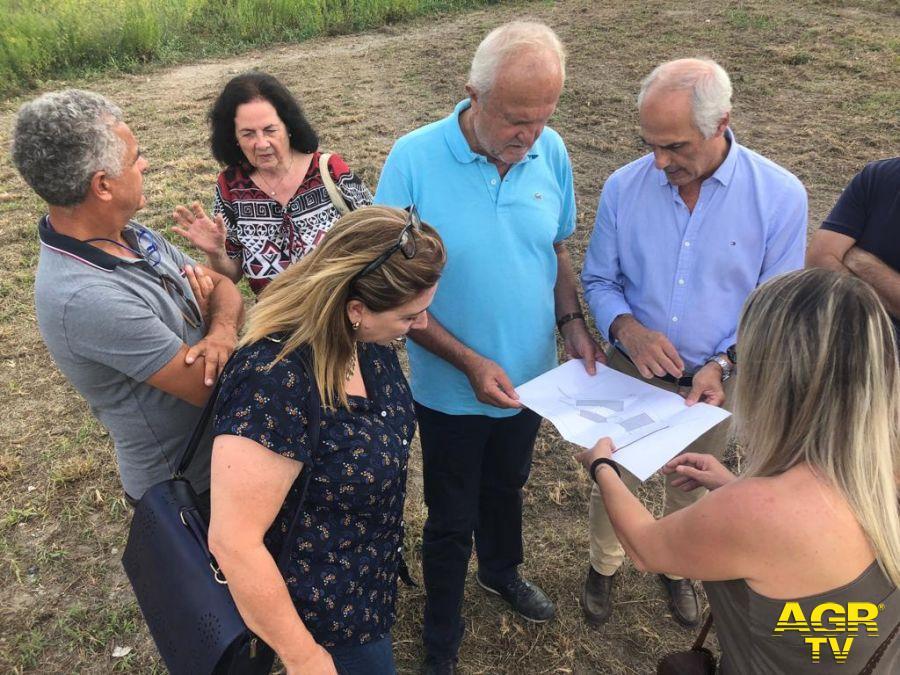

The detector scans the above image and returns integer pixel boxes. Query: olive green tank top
[704,561,899,673]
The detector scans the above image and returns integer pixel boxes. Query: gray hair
[11,89,125,207]
[637,58,733,138]
[467,21,566,96]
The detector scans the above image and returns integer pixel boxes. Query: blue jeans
[328,635,396,675]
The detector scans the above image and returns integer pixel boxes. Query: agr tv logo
[773,601,882,663]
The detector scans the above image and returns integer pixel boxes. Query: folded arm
[806,229,855,274]
[807,229,899,317]
[844,246,900,317]
[146,265,244,403]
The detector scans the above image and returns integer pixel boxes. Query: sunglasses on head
[349,205,421,288]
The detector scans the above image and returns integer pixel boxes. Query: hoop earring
[351,320,360,331]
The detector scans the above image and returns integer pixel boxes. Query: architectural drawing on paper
[557,386,669,448]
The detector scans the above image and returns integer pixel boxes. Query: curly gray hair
[11,89,125,207]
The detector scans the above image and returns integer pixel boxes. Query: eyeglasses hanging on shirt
[84,227,202,329]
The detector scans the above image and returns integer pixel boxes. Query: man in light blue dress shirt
[580,58,807,628]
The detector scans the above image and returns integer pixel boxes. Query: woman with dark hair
[173,71,372,295]
[208,206,446,674]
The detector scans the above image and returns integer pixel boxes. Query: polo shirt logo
[534,192,543,200]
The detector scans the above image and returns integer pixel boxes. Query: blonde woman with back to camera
[208,206,445,674]
[576,268,900,672]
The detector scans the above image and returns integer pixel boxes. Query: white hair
[637,58,733,138]
[467,21,566,96]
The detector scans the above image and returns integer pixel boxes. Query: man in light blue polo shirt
[581,58,807,628]
[375,21,602,674]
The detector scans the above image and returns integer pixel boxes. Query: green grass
[726,8,776,30]
[0,0,499,98]
[1,0,897,671]
[1,506,40,529]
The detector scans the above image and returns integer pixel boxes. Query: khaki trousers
[588,348,734,579]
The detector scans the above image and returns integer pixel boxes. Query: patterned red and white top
[213,151,372,295]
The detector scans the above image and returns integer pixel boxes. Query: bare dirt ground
[0,0,898,672]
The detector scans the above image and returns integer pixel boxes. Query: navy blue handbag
[122,348,320,675]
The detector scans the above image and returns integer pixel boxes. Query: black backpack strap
[174,352,237,478]
[275,347,322,573]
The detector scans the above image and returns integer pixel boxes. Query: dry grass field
[0,0,898,672]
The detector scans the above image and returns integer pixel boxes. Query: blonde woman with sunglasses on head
[576,268,900,673]
[208,206,445,674]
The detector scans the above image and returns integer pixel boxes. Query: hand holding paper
[514,360,730,480]
[573,437,616,477]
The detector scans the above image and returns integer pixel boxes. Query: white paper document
[515,360,731,481]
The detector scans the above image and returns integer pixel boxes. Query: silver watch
[705,353,733,381]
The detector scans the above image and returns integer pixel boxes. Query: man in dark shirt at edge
[807,157,900,336]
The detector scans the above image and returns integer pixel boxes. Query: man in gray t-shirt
[12,89,244,500]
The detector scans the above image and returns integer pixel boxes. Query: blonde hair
[734,268,900,585]
[240,206,445,410]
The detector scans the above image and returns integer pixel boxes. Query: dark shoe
[422,656,458,675]
[581,566,616,626]
[659,574,699,627]
[476,573,556,623]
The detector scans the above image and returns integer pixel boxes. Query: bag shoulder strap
[275,346,322,573]
[174,353,236,477]
[318,152,351,216]
[692,613,714,651]
[174,341,320,574]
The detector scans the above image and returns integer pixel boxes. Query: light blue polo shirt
[375,99,576,417]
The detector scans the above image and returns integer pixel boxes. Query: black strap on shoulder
[173,340,321,578]
[174,353,237,478]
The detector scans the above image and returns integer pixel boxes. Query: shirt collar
[444,99,539,165]
[38,216,142,272]
[656,127,740,187]
[710,128,739,186]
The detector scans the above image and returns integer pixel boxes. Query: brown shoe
[658,575,699,627]
[581,566,616,626]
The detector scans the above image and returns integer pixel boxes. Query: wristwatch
[726,343,737,365]
[704,353,734,381]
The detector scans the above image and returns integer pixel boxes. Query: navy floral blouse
[212,338,415,647]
